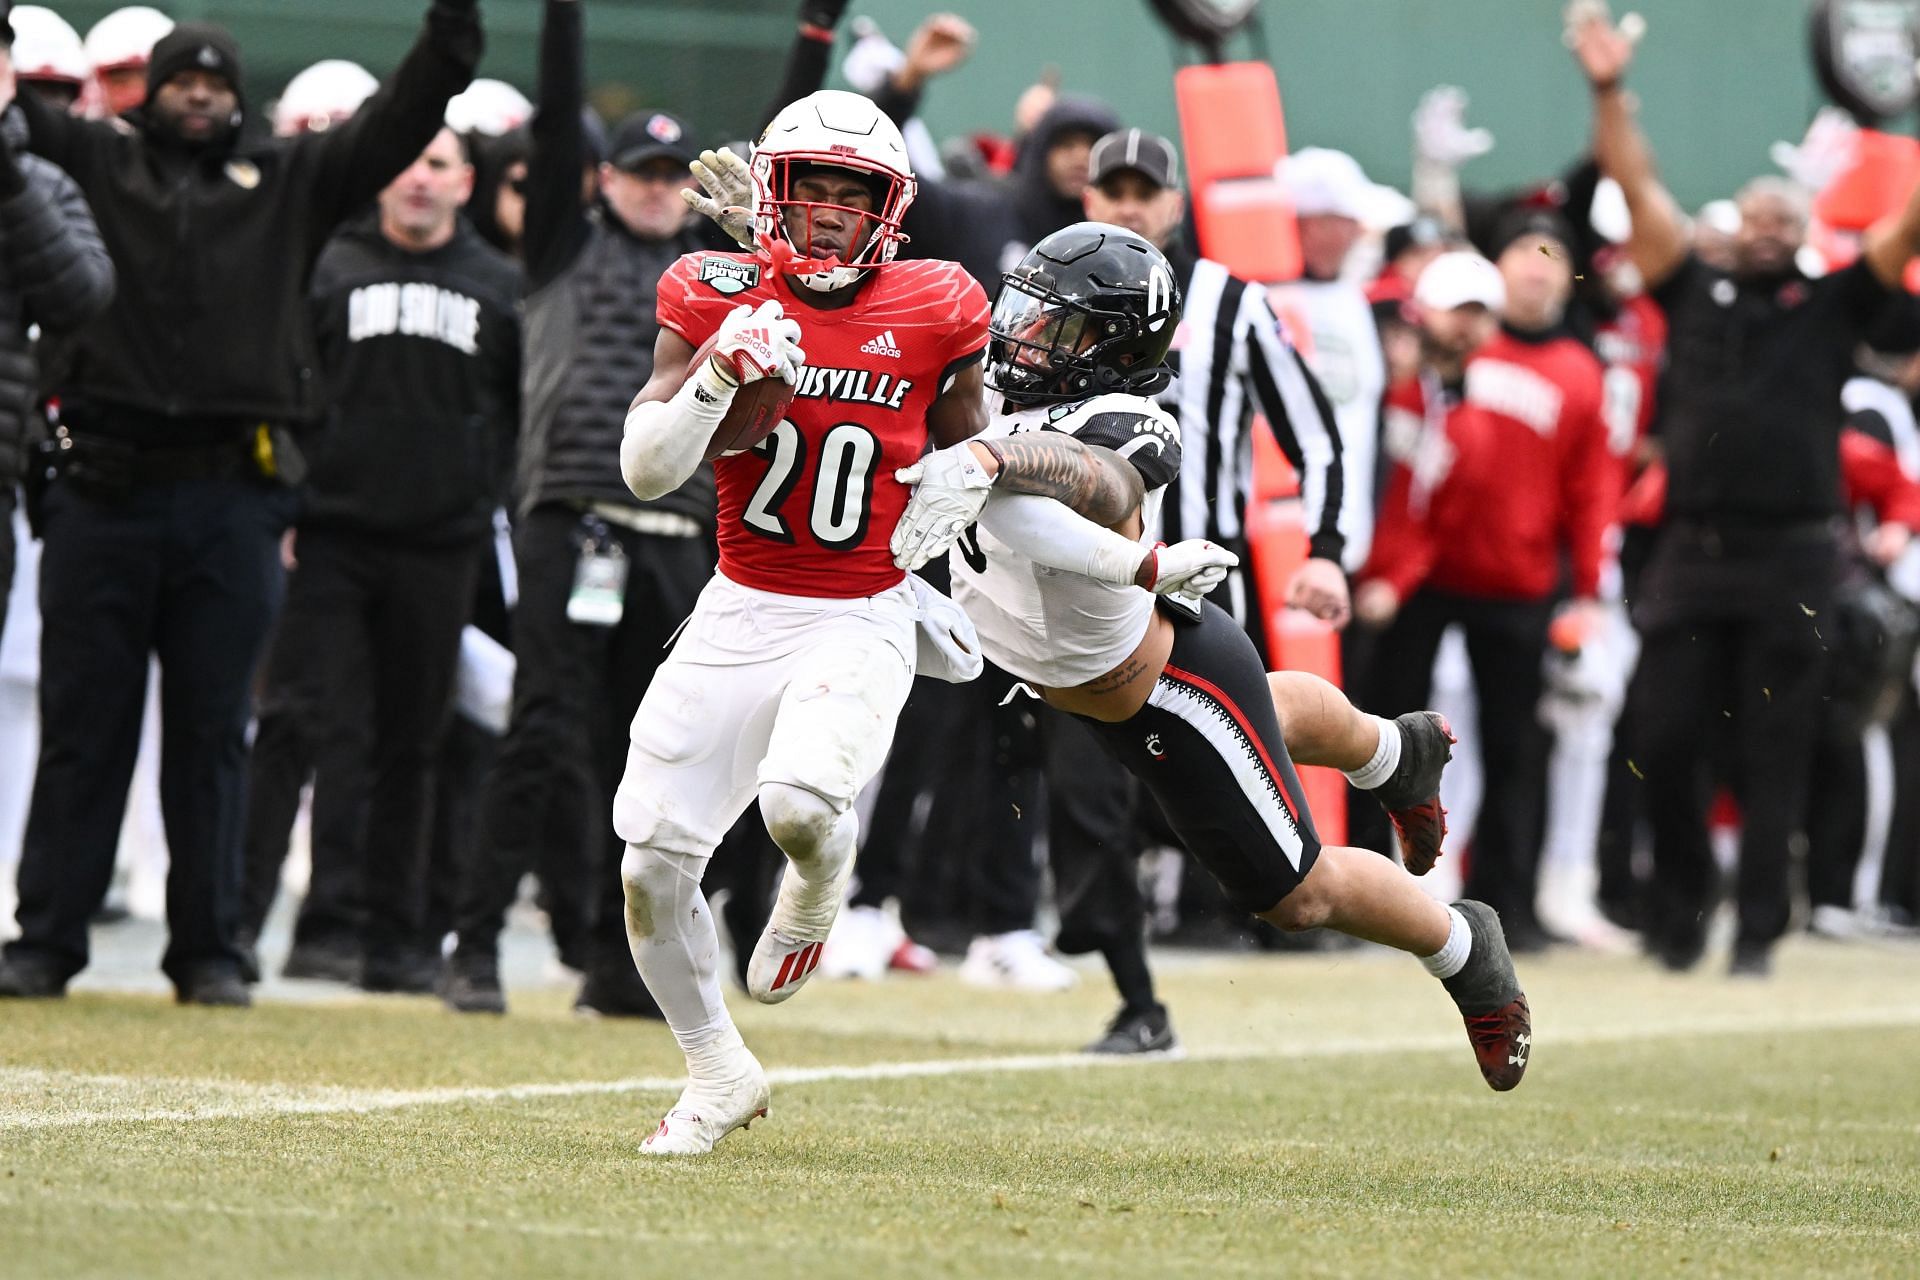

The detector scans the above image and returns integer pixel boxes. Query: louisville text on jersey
[791,364,913,410]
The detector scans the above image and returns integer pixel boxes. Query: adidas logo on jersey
[859,330,903,359]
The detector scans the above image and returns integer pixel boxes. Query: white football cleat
[640,1053,772,1157]
[747,855,855,1004]
[958,930,1078,992]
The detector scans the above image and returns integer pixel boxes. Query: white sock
[1419,906,1472,979]
[1342,714,1402,791]
[621,843,735,1068]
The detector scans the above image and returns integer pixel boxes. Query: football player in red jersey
[611,90,995,1156]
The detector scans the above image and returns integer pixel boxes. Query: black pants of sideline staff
[1627,523,1835,968]
[4,473,289,993]
[1363,588,1553,942]
[449,503,712,1004]
[240,529,483,973]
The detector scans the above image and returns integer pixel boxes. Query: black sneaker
[573,969,665,1020]
[0,955,68,999]
[175,970,252,1008]
[441,951,507,1015]
[1441,900,1531,1091]
[359,949,443,995]
[1650,928,1707,973]
[1084,1003,1182,1056]
[1371,712,1455,876]
[281,940,362,984]
[1728,940,1773,979]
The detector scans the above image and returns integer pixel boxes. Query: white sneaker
[747,855,855,1004]
[958,930,1078,992]
[820,904,904,982]
[640,1051,771,1157]
[1535,863,1635,954]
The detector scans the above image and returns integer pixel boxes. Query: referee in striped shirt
[1084,128,1350,657]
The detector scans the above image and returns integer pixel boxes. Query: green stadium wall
[47,0,1879,209]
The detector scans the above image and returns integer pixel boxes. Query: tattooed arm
[968,433,1144,529]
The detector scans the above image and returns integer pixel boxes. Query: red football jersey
[1366,331,1611,602]
[657,252,989,597]
[1593,292,1669,458]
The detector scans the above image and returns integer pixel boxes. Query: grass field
[5,938,1920,1279]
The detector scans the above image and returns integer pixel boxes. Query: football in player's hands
[691,327,796,459]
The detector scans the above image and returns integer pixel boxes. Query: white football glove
[680,147,756,249]
[708,300,805,387]
[1412,86,1494,168]
[1138,539,1238,597]
[891,441,995,570]
[907,574,983,684]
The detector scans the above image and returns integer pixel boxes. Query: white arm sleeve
[975,491,1148,586]
[619,360,732,501]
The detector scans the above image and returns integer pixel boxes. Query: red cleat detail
[1461,993,1531,1091]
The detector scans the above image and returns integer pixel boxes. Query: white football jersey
[950,392,1183,687]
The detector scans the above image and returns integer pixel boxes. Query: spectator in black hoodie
[241,127,521,992]
[0,1,481,1008]
[897,93,1118,294]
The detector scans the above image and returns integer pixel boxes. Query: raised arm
[757,1,848,134]
[523,0,592,289]
[9,85,119,188]
[1860,173,1920,291]
[1569,9,1686,289]
[304,0,482,228]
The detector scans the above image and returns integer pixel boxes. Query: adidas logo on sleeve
[859,330,903,359]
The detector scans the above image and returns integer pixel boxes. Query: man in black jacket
[1576,11,1920,976]
[0,2,483,1007]
[240,126,521,992]
[0,12,115,644]
[442,0,711,1017]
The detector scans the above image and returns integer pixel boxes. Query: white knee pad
[757,780,843,865]
[613,782,719,860]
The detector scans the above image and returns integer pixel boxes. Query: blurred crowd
[0,0,1916,1046]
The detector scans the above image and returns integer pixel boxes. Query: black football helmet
[989,222,1182,406]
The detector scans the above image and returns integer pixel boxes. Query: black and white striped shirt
[1154,250,1346,568]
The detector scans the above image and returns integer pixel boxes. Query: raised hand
[680,147,756,249]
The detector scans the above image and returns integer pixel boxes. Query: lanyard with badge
[567,513,628,627]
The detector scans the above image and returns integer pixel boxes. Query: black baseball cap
[1089,128,1181,191]
[608,110,694,172]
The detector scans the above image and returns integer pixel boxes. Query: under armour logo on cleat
[1510,1033,1531,1066]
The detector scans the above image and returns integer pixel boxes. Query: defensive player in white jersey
[892,223,1534,1092]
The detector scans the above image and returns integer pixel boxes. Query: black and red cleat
[1372,711,1455,875]
[1441,900,1532,1091]
[1461,995,1531,1091]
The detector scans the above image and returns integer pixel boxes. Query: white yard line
[5,1001,1920,1132]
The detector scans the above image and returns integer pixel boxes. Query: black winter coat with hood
[897,95,1119,298]
[14,1,481,439]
